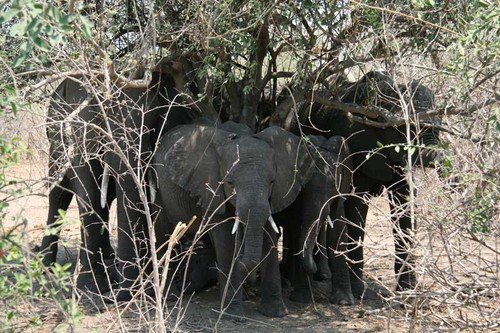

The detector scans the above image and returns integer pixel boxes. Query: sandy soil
[3,160,414,333]
[1,78,497,332]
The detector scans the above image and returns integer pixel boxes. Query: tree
[2,1,497,129]
[0,0,498,330]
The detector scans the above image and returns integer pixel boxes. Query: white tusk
[232,217,240,235]
[327,216,334,229]
[148,172,156,203]
[268,215,280,234]
[101,164,110,209]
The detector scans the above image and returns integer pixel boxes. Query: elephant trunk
[402,123,442,168]
[418,121,441,168]
[236,194,269,274]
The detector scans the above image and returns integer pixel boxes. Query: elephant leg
[37,173,73,266]
[328,211,355,306]
[113,177,151,301]
[389,180,416,291]
[181,237,218,294]
[279,224,295,290]
[345,195,369,299]
[287,223,314,304]
[71,161,114,293]
[313,226,331,281]
[208,221,245,321]
[258,225,288,317]
[149,195,181,301]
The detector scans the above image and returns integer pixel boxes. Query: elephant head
[157,122,314,272]
[341,72,441,179]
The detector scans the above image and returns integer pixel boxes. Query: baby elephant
[152,122,316,318]
[276,135,355,305]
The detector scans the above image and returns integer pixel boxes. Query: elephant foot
[396,272,416,292]
[330,287,355,306]
[163,284,182,301]
[281,276,292,289]
[33,245,58,267]
[313,268,331,281]
[218,303,246,322]
[42,255,57,268]
[258,298,288,317]
[100,245,115,261]
[77,270,112,294]
[103,288,133,303]
[313,258,331,281]
[351,277,367,299]
[180,268,218,294]
[289,286,313,304]
[77,261,119,294]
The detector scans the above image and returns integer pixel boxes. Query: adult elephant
[288,71,441,298]
[152,122,315,318]
[276,135,355,305]
[37,72,194,294]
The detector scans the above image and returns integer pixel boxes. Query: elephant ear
[218,121,254,136]
[323,136,353,194]
[255,126,314,213]
[304,135,333,175]
[160,124,232,213]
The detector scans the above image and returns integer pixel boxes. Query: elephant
[171,235,218,294]
[275,135,355,305]
[287,70,441,298]
[36,72,194,294]
[152,121,316,318]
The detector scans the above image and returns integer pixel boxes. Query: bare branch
[107,61,152,88]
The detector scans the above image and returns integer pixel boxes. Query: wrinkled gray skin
[153,122,314,318]
[276,135,355,305]
[36,73,193,294]
[173,236,218,294]
[289,71,442,298]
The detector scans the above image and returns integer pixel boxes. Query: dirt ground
[3,158,498,332]
[2,159,412,333]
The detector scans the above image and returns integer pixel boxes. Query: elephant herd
[36,70,441,319]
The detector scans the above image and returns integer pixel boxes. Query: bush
[0,83,81,332]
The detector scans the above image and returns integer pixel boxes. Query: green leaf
[60,14,77,25]
[3,85,16,95]
[10,19,27,36]
[33,37,51,51]
[59,24,73,33]
[26,17,41,34]
[49,33,62,44]
[80,16,93,39]
[477,0,490,8]
[12,52,28,68]
[49,5,62,23]
[19,41,29,53]
[0,7,21,25]
[10,102,18,116]
[36,53,49,65]
[29,3,44,17]
[376,141,384,148]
